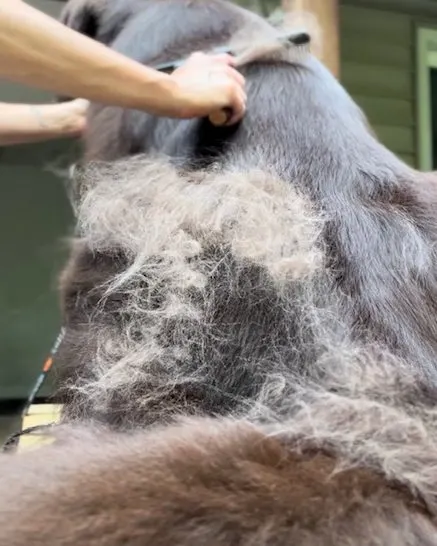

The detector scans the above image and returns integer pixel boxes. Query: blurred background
[1,0,436,441]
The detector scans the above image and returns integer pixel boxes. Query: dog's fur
[2,355,437,545]
[55,0,437,429]
[2,0,437,543]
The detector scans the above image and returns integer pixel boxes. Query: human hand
[51,98,89,136]
[169,52,246,126]
[32,99,89,137]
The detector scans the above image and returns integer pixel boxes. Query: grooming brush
[153,29,311,126]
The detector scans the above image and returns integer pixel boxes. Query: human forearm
[0,1,246,123]
[0,101,85,146]
[0,1,178,114]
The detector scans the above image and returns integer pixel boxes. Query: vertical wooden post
[282,0,340,78]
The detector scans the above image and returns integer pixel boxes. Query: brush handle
[208,107,232,126]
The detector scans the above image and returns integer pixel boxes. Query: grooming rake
[153,29,311,126]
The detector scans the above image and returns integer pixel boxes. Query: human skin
[0,1,246,133]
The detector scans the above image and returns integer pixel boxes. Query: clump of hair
[58,156,329,428]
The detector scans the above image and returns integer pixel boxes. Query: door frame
[417,27,437,171]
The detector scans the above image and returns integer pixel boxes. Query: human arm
[0,1,246,124]
[0,99,88,146]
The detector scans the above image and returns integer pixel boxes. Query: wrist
[132,69,193,118]
[138,72,183,117]
[38,103,84,136]
[165,78,194,118]
[29,105,50,130]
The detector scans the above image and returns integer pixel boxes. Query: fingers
[71,98,90,109]
[188,51,236,66]
[223,65,245,88]
[207,66,246,125]
[227,87,246,126]
[207,64,245,89]
[188,51,208,62]
[172,50,247,124]
[207,56,246,125]
[209,52,238,67]
[67,98,90,117]
[187,51,244,86]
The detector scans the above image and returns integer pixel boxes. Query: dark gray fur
[2,1,437,544]
[54,0,437,430]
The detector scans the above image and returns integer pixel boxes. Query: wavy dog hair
[53,0,437,430]
[2,350,437,545]
[2,0,437,543]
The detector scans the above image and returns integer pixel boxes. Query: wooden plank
[353,96,415,127]
[18,404,62,453]
[342,62,413,99]
[341,0,437,19]
[340,36,412,68]
[286,0,340,76]
[0,164,72,400]
[373,125,415,154]
[340,5,412,45]
[339,4,417,165]
[396,153,416,167]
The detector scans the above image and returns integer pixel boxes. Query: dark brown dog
[54,0,437,429]
[2,2,435,543]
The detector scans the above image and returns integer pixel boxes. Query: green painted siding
[340,5,417,166]
[0,1,75,401]
[0,142,75,401]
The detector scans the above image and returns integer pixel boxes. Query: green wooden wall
[340,4,417,166]
[0,143,74,400]
[0,1,75,402]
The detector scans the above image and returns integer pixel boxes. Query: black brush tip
[286,30,311,46]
